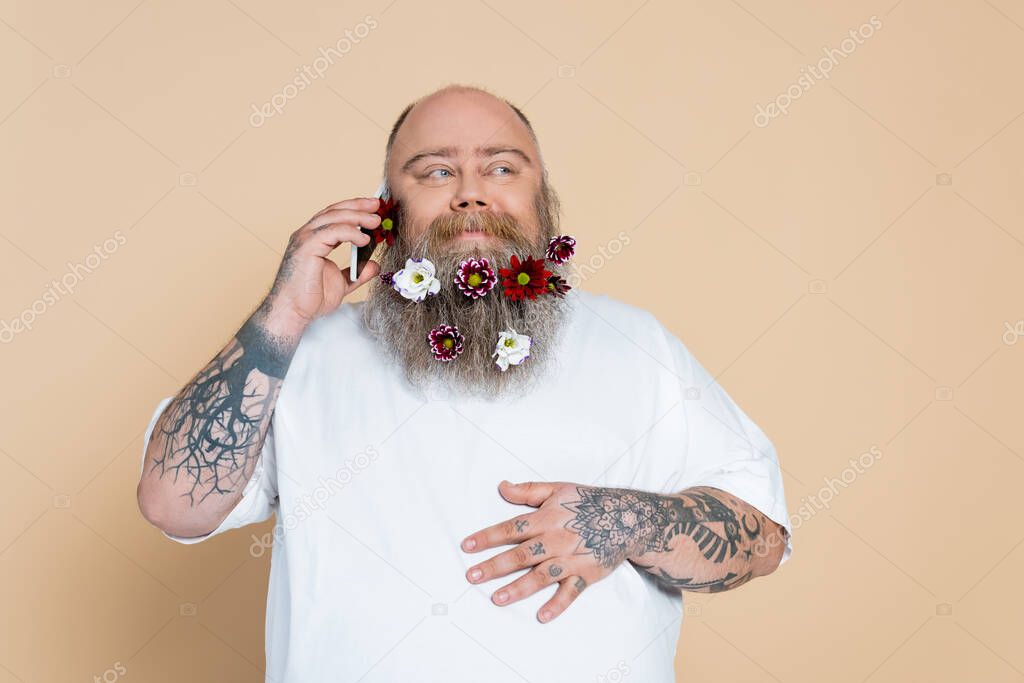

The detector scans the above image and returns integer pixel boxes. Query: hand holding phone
[259,196,386,333]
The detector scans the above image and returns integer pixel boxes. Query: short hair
[381,84,545,198]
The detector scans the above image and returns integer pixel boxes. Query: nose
[450,175,489,213]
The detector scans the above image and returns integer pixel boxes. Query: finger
[306,208,381,232]
[462,511,539,553]
[498,480,557,507]
[537,575,588,623]
[490,557,577,607]
[466,535,551,584]
[311,197,380,219]
[342,258,380,291]
[305,223,371,257]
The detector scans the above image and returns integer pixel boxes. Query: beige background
[1,0,1022,681]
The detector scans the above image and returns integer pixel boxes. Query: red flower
[427,324,465,361]
[372,197,401,246]
[499,254,551,301]
[545,274,571,298]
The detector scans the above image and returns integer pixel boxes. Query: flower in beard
[392,257,441,302]
[499,254,551,301]
[428,324,465,362]
[493,328,532,371]
[379,271,395,287]
[546,235,576,264]
[454,257,497,299]
[545,274,571,298]
[371,197,401,246]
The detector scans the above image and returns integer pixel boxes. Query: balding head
[383,84,543,193]
[380,84,558,249]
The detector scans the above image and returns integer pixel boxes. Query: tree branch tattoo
[147,316,291,506]
[561,486,772,593]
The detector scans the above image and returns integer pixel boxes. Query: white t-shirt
[139,288,792,683]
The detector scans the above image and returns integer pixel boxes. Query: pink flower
[427,324,465,361]
[454,258,497,299]
[546,235,576,264]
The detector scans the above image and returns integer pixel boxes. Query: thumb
[499,480,554,507]
[346,258,381,291]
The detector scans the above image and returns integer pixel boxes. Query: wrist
[256,300,311,340]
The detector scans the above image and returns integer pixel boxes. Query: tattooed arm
[622,486,789,593]
[136,196,386,539]
[136,306,305,538]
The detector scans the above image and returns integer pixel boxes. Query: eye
[491,165,514,176]
[426,168,453,178]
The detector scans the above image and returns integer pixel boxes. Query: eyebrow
[400,145,533,172]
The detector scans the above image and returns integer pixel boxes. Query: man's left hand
[461,480,657,623]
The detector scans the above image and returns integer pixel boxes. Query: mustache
[419,211,531,253]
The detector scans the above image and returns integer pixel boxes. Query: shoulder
[567,288,669,351]
[290,299,374,364]
[304,299,368,341]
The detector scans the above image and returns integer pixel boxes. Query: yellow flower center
[516,272,530,286]
[413,273,423,283]
[443,337,454,349]
[381,218,393,230]
[468,273,482,287]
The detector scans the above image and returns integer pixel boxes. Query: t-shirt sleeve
[658,324,794,567]
[139,396,279,545]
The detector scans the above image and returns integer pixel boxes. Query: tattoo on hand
[562,487,747,568]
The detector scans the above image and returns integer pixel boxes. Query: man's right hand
[260,197,384,333]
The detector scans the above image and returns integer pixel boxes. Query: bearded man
[137,84,793,683]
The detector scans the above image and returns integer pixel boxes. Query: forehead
[391,90,537,166]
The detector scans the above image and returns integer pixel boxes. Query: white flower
[392,257,441,302]
[492,328,532,371]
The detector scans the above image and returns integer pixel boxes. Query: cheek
[401,211,434,241]
[503,198,539,236]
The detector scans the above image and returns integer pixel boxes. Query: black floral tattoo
[529,541,545,556]
[561,487,746,568]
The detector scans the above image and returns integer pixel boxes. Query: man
[137,84,792,683]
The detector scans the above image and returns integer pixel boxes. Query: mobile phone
[350,181,389,282]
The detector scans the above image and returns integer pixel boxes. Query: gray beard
[362,207,570,400]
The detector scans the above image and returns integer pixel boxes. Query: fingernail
[494,591,508,604]
[468,568,482,581]
[462,538,476,550]
[539,610,552,622]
